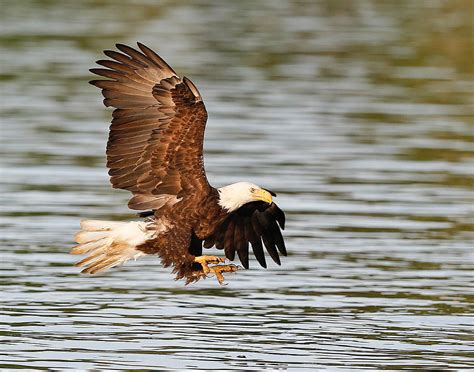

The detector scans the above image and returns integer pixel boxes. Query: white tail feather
[71,219,151,274]
[80,219,130,231]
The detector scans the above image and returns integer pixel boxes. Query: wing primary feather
[251,210,264,236]
[96,59,135,73]
[268,203,286,230]
[89,68,125,80]
[261,235,281,265]
[266,216,287,256]
[137,42,177,74]
[224,218,236,261]
[255,212,281,265]
[104,50,146,68]
[115,43,151,66]
[234,218,249,269]
[215,219,229,250]
[244,216,266,268]
[203,236,215,249]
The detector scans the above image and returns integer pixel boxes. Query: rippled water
[1,0,473,370]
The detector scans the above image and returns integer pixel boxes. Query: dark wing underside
[90,42,211,210]
[204,202,286,269]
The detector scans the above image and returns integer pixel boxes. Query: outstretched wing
[90,42,211,210]
[204,202,287,269]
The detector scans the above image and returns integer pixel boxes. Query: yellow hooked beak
[253,188,273,204]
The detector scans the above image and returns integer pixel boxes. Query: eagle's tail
[71,220,150,274]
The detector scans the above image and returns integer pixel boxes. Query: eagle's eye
[250,187,256,193]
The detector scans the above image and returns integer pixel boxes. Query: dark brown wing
[90,42,211,210]
[204,202,286,269]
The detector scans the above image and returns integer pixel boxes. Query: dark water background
[1,0,473,370]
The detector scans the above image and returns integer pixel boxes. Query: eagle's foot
[193,255,225,274]
[209,264,240,285]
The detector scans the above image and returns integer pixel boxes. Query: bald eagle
[71,43,287,284]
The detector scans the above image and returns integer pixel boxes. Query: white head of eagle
[218,182,273,212]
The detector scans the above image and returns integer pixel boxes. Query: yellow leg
[193,256,241,284]
[194,255,225,274]
[209,264,240,285]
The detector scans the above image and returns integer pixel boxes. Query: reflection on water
[1,0,473,369]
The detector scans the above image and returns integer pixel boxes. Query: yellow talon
[209,264,240,285]
[193,256,240,284]
[194,255,225,274]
